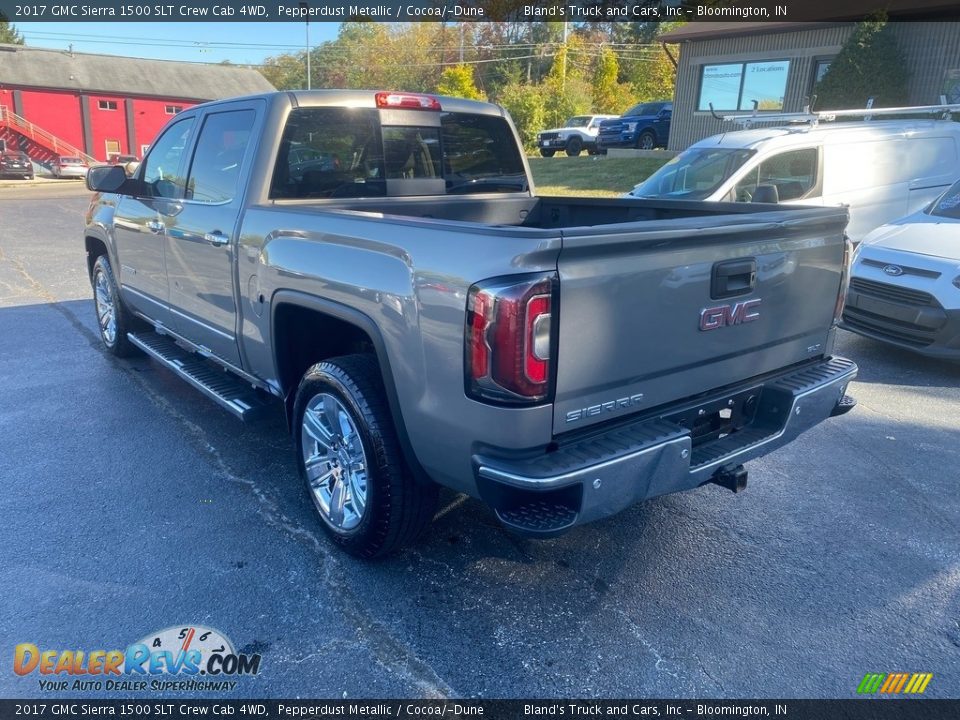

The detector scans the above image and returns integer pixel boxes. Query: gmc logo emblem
[699,298,762,331]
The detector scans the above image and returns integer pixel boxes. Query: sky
[14,22,343,66]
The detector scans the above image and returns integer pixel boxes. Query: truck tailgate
[553,208,849,435]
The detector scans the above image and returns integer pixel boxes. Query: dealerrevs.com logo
[14,625,261,692]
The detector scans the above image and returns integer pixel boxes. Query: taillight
[465,274,557,404]
[833,235,853,326]
[375,92,442,111]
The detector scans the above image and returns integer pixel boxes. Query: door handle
[204,231,229,247]
[146,220,164,234]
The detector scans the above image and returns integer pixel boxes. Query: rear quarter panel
[237,206,561,495]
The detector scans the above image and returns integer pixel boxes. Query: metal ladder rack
[709,100,960,129]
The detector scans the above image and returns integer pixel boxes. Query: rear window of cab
[270,107,526,199]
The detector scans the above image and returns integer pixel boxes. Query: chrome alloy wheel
[94,268,117,345]
[301,393,368,531]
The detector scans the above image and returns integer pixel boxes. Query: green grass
[528,155,670,197]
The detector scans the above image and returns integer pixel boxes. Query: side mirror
[86,164,128,193]
[752,184,780,204]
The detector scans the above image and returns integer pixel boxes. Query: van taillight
[466,274,557,404]
[833,235,852,326]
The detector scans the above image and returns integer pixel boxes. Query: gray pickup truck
[84,90,857,557]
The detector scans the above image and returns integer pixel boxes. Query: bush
[496,82,546,150]
[815,13,909,110]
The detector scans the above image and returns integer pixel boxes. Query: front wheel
[92,255,141,357]
[565,137,583,156]
[539,149,555,158]
[637,131,656,150]
[294,354,437,558]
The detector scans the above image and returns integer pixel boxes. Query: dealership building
[0,43,273,165]
[660,19,960,150]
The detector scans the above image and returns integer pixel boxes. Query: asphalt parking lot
[1,183,958,700]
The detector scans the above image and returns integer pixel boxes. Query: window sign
[699,64,744,112]
[698,60,790,112]
[739,60,790,110]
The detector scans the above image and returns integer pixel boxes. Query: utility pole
[459,23,464,64]
[300,2,311,90]
[561,21,568,91]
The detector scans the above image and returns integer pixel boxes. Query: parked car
[109,154,139,165]
[626,116,960,243]
[840,177,960,360]
[84,89,856,557]
[0,151,34,180]
[53,156,90,179]
[536,114,617,157]
[596,102,672,151]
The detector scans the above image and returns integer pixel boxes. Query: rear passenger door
[165,102,260,367]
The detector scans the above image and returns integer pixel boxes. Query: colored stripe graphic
[858,674,886,694]
[858,673,932,694]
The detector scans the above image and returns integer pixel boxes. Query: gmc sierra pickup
[84,90,857,557]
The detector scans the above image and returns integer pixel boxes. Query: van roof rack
[709,99,960,128]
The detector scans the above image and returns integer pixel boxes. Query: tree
[496,82,546,150]
[592,46,623,113]
[258,52,306,90]
[1,20,25,45]
[436,64,486,101]
[541,38,592,129]
[625,45,677,104]
[815,12,909,110]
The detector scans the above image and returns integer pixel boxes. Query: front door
[113,115,195,327]
[164,106,258,367]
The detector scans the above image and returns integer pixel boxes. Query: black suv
[0,152,34,180]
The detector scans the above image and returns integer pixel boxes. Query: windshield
[565,116,592,128]
[624,103,664,117]
[629,147,755,200]
[928,178,960,220]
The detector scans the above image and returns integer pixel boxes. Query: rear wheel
[294,354,437,558]
[565,137,583,157]
[92,255,141,357]
[539,149,555,158]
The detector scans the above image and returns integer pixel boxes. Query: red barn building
[0,43,274,167]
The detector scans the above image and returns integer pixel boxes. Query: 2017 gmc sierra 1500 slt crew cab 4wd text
[84,90,858,557]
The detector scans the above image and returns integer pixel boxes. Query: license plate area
[662,385,762,447]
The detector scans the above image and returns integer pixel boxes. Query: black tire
[637,131,656,150]
[539,149,555,158]
[565,137,583,157]
[91,255,142,357]
[294,354,437,558]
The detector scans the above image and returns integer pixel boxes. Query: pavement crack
[614,609,681,679]
[693,653,723,692]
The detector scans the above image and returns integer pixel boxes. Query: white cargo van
[628,108,960,242]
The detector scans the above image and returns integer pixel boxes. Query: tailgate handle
[712,258,757,299]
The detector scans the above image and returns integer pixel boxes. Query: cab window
[141,117,195,199]
[734,148,818,202]
[185,109,256,204]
